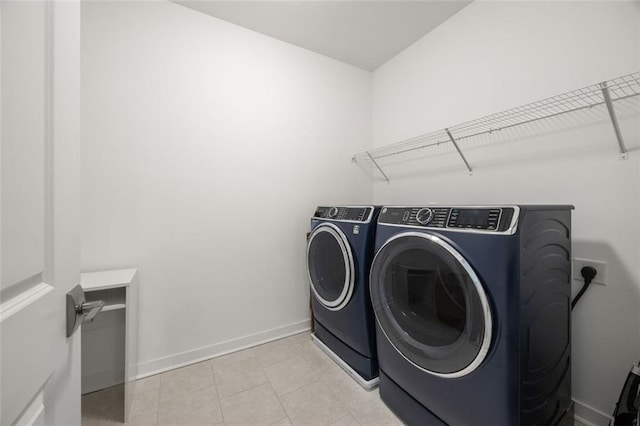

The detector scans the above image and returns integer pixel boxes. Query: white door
[1,1,81,424]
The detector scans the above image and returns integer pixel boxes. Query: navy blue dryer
[307,206,380,389]
[370,205,574,425]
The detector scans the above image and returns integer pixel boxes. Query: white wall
[82,1,639,422]
[81,1,372,375]
[372,2,639,425]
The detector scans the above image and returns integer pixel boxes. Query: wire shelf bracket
[600,81,629,159]
[353,71,639,181]
[366,151,390,182]
[445,128,473,175]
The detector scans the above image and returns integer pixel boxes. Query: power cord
[571,266,598,310]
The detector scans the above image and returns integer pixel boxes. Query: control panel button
[328,207,339,218]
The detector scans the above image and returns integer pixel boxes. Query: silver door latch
[66,284,105,337]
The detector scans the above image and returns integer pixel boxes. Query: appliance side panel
[518,208,573,425]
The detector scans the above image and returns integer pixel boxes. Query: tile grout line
[140,333,331,425]
[259,337,315,425]
[253,350,289,423]
[157,360,219,423]
[209,359,225,425]
[155,375,161,425]
[213,350,270,402]
[267,337,338,425]
[267,367,293,426]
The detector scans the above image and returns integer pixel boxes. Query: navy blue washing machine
[369,205,574,425]
[307,206,381,389]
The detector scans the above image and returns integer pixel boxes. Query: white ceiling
[173,1,471,71]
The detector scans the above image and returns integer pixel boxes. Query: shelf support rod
[445,129,473,174]
[366,151,390,183]
[600,82,628,159]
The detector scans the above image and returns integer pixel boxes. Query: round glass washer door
[307,223,355,311]
[370,232,492,378]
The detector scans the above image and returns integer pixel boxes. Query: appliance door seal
[307,223,355,311]
[370,231,492,378]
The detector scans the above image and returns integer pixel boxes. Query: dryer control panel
[313,206,374,223]
[378,206,518,234]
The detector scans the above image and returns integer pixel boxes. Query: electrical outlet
[572,258,607,286]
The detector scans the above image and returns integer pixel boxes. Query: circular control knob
[328,207,339,218]
[416,208,434,225]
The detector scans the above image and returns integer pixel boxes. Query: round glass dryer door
[370,232,492,377]
[307,223,355,311]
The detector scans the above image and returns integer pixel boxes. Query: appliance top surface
[313,206,378,223]
[380,204,574,210]
[377,205,521,235]
[376,205,573,235]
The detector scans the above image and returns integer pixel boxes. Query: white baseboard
[135,319,311,379]
[573,398,613,426]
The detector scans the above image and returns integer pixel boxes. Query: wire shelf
[353,72,640,181]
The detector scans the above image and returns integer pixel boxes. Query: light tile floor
[83,331,586,425]
[82,331,403,425]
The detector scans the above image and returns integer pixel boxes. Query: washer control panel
[313,206,373,222]
[447,208,502,230]
[378,206,517,233]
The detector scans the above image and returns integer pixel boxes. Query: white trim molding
[573,398,613,426]
[136,319,311,378]
[0,281,54,323]
[14,390,44,426]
